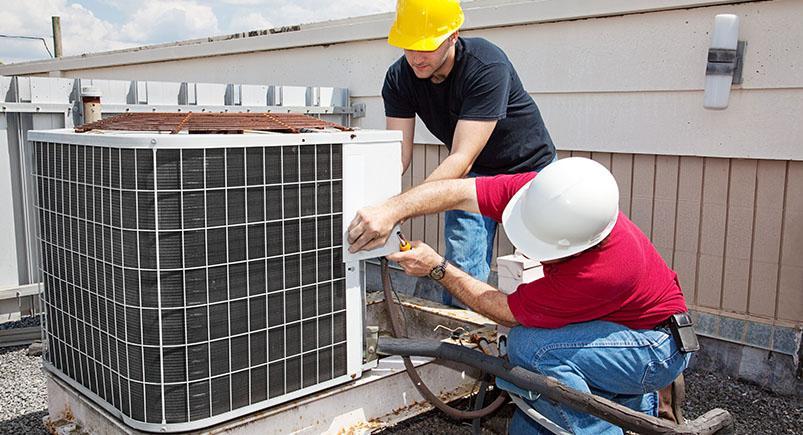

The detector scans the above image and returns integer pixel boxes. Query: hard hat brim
[388,27,454,51]
[501,179,616,262]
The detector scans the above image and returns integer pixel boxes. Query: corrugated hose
[380,257,507,420]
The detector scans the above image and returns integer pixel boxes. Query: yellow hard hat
[388,0,465,51]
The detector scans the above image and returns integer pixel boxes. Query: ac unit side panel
[341,141,403,262]
[344,261,364,379]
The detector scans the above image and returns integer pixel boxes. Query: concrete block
[737,346,772,388]
[772,326,799,355]
[719,317,746,342]
[737,345,802,396]
[690,336,802,396]
[690,336,741,375]
[745,322,772,348]
[696,312,718,336]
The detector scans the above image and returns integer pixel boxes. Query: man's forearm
[424,154,473,182]
[387,177,479,223]
[439,266,518,327]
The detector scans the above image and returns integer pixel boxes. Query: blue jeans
[507,321,691,435]
[442,197,497,306]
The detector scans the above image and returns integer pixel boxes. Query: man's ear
[450,31,459,44]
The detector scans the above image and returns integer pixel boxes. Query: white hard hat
[501,157,619,262]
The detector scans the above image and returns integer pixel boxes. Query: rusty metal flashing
[74,112,351,134]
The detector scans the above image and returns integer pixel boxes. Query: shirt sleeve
[458,63,511,120]
[475,172,536,222]
[382,64,416,119]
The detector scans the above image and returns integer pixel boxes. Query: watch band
[429,257,449,281]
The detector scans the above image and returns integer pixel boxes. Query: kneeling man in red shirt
[348,157,694,434]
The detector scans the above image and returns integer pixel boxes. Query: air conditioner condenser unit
[28,127,401,432]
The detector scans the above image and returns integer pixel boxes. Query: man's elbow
[447,154,476,178]
[497,318,518,328]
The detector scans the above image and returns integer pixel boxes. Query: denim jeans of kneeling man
[506,320,691,435]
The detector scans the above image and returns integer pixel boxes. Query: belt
[653,312,691,330]
[653,312,699,353]
[654,317,673,330]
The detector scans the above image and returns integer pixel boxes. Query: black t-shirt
[382,37,555,175]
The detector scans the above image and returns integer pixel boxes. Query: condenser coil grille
[74,112,352,134]
[34,140,349,426]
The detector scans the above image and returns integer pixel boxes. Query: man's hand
[386,241,442,277]
[347,204,398,253]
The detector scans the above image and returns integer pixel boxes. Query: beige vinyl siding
[406,144,802,326]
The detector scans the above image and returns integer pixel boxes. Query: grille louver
[34,138,353,429]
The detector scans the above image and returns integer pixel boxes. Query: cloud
[216,0,265,5]
[0,0,396,64]
[236,12,275,32]
[218,0,395,33]
[0,0,135,63]
[121,0,220,43]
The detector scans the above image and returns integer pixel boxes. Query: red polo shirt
[476,172,688,330]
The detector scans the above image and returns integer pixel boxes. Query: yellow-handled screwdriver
[397,231,411,251]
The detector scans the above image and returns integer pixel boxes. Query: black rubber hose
[471,378,490,434]
[378,337,735,435]
[380,258,507,420]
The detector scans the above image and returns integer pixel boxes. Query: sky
[0,0,397,64]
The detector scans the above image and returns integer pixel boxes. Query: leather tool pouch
[669,313,700,353]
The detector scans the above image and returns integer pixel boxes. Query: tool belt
[655,312,700,353]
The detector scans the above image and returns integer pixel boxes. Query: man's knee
[507,326,553,369]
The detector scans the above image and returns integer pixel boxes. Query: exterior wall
[2,1,801,161]
[405,146,802,330]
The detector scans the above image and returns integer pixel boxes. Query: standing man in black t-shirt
[380,0,556,305]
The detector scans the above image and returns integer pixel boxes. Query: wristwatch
[429,257,449,281]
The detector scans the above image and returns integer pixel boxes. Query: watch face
[430,266,445,281]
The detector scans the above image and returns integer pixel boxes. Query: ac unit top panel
[28,129,402,148]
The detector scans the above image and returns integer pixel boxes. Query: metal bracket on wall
[351,103,366,119]
[706,40,746,85]
[732,41,746,85]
